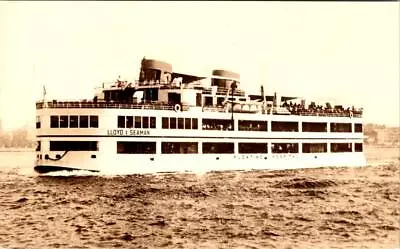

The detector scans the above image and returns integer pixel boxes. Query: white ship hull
[35,151,366,175]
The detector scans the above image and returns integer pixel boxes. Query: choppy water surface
[0,147,399,249]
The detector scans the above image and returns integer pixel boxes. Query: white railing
[36,100,362,118]
[36,101,178,111]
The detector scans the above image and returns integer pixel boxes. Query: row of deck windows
[271,121,298,132]
[118,116,156,129]
[49,141,98,151]
[42,115,363,133]
[162,117,198,130]
[43,141,362,153]
[50,115,98,128]
[198,119,361,132]
[330,123,352,133]
[115,142,363,154]
[238,120,268,131]
[202,119,233,130]
[302,122,327,132]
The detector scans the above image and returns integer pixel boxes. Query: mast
[42,85,48,108]
[261,85,265,114]
[230,82,237,130]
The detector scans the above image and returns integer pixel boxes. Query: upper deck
[36,57,363,119]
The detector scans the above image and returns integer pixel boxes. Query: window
[118,116,125,128]
[69,115,79,128]
[355,123,363,133]
[162,117,169,129]
[36,141,41,152]
[89,116,98,128]
[50,141,98,151]
[196,93,202,106]
[184,118,191,129]
[135,116,141,128]
[50,116,59,128]
[331,143,352,152]
[355,143,363,152]
[202,119,233,131]
[36,116,41,129]
[60,115,69,128]
[120,116,155,129]
[192,118,198,129]
[239,143,268,154]
[271,121,298,132]
[50,115,98,128]
[126,116,134,128]
[162,117,197,130]
[142,116,149,128]
[302,143,327,153]
[80,116,89,128]
[117,141,156,154]
[330,123,351,132]
[161,142,198,154]
[204,96,213,106]
[203,142,234,154]
[238,120,267,131]
[170,117,177,129]
[302,122,327,132]
[217,97,225,106]
[272,143,299,153]
[178,118,184,129]
[150,117,156,129]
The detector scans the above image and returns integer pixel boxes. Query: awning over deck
[171,72,207,84]
[248,95,299,102]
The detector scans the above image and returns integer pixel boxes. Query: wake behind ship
[34,58,366,174]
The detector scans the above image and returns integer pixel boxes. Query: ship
[34,57,366,174]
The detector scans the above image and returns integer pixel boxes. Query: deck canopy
[171,72,206,84]
[248,95,298,102]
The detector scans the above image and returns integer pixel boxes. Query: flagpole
[43,84,47,108]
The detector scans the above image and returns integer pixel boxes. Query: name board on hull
[107,129,150,136]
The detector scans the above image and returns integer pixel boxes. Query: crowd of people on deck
[281,101,362,117]
[202,123,233,131]
[202,119,234,131]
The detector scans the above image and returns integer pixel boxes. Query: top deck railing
[36,100,362,118]
[295,110,362,118]
[202,106,362,118]
[36,100,179,111]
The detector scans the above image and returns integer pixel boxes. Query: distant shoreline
[365,144,400,149]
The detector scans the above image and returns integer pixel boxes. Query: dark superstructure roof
[141,59,173,73]
[212,69,240,81]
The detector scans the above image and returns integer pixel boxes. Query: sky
[0,2,399,130]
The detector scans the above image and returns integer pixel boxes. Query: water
[0,147,399,249]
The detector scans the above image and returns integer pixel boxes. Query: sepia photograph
[0,1,399,248]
